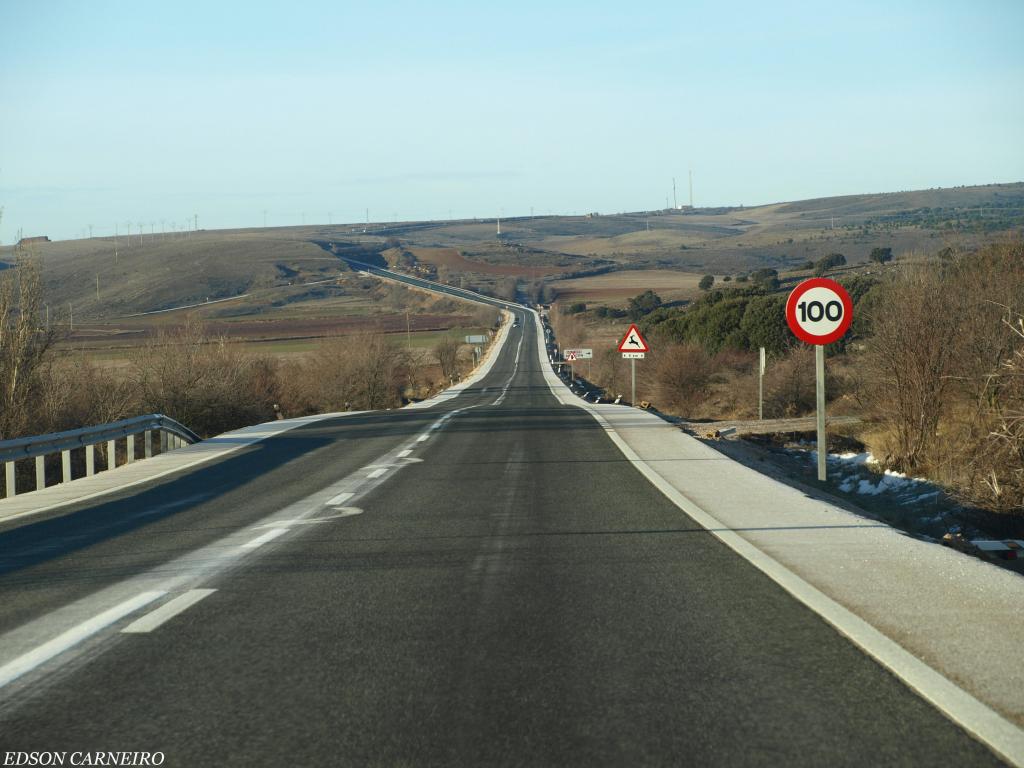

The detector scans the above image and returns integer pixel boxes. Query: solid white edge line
[0,590,166,688]
[241,527,288,550]
[121,589,217,634]
[528,308,1024,768]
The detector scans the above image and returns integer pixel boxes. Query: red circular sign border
[785,278,854,345]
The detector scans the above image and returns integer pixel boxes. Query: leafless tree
[0,255,53,439]
[434,337,461,382]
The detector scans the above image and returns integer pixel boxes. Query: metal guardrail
[0,414,201,499]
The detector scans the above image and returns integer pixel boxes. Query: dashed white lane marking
[416,434,430,442]
[0,591,166,688]
[397,449,412,458]
[493,325,525,406]
[326,491,354,507]
[241,528,288,550]
[367,468,387,479]
[121,589,217,634]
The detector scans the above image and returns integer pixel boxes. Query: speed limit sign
[785,278,853,345]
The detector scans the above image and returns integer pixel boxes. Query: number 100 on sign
[785,278,853,345]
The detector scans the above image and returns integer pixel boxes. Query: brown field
[409,247,567,278]
[549,269,707,305]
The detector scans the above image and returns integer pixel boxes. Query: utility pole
[673,177,677,209]
[194,213,198,232]
[88,224,93,239]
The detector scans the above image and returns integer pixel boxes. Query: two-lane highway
[0,308,1005,765]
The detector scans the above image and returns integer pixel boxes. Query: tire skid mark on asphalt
[0,591,166,689]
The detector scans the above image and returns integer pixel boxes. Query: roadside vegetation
[0,256,500,446]
[553,239,1024,518]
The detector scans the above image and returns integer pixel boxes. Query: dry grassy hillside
[2,181,1020,321]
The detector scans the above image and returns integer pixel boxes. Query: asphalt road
[0,307,1005,766]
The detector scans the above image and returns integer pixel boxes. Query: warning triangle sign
[617,324,650,353]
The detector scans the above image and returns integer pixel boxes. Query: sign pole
[758,347,765,420]
[631,358,636,406]
[617,324,650,408]
[816,344,826,482]
[785,278,853,484]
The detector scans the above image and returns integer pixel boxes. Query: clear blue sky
[2,0,1022,242]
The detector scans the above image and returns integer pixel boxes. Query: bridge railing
[0,414,201,499]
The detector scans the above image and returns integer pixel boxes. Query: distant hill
[1,182,1020,317]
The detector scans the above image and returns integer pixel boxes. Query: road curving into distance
[0,263,1008,766]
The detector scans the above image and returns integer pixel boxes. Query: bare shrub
[550,307,586,348]
[764,346,816,418]
[655,343,712,415]
[858,266,961,470]
[595,348,628,399]
[286,333,411,414]
[130,317,279,437]
[860,242,1024,473]
[957,313,1024,515]
[434,337,460,382]
[35,357,137,433]
[0,255,53,439]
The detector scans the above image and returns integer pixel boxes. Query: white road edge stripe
[122,589,217,634]
[0,591,166,688]
[529,307,1024,768]
[241,527,288,550]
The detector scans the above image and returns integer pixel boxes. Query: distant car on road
[512,319,520,327]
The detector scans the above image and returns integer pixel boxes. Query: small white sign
[622,352,645,359]
[563,348,593,360]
